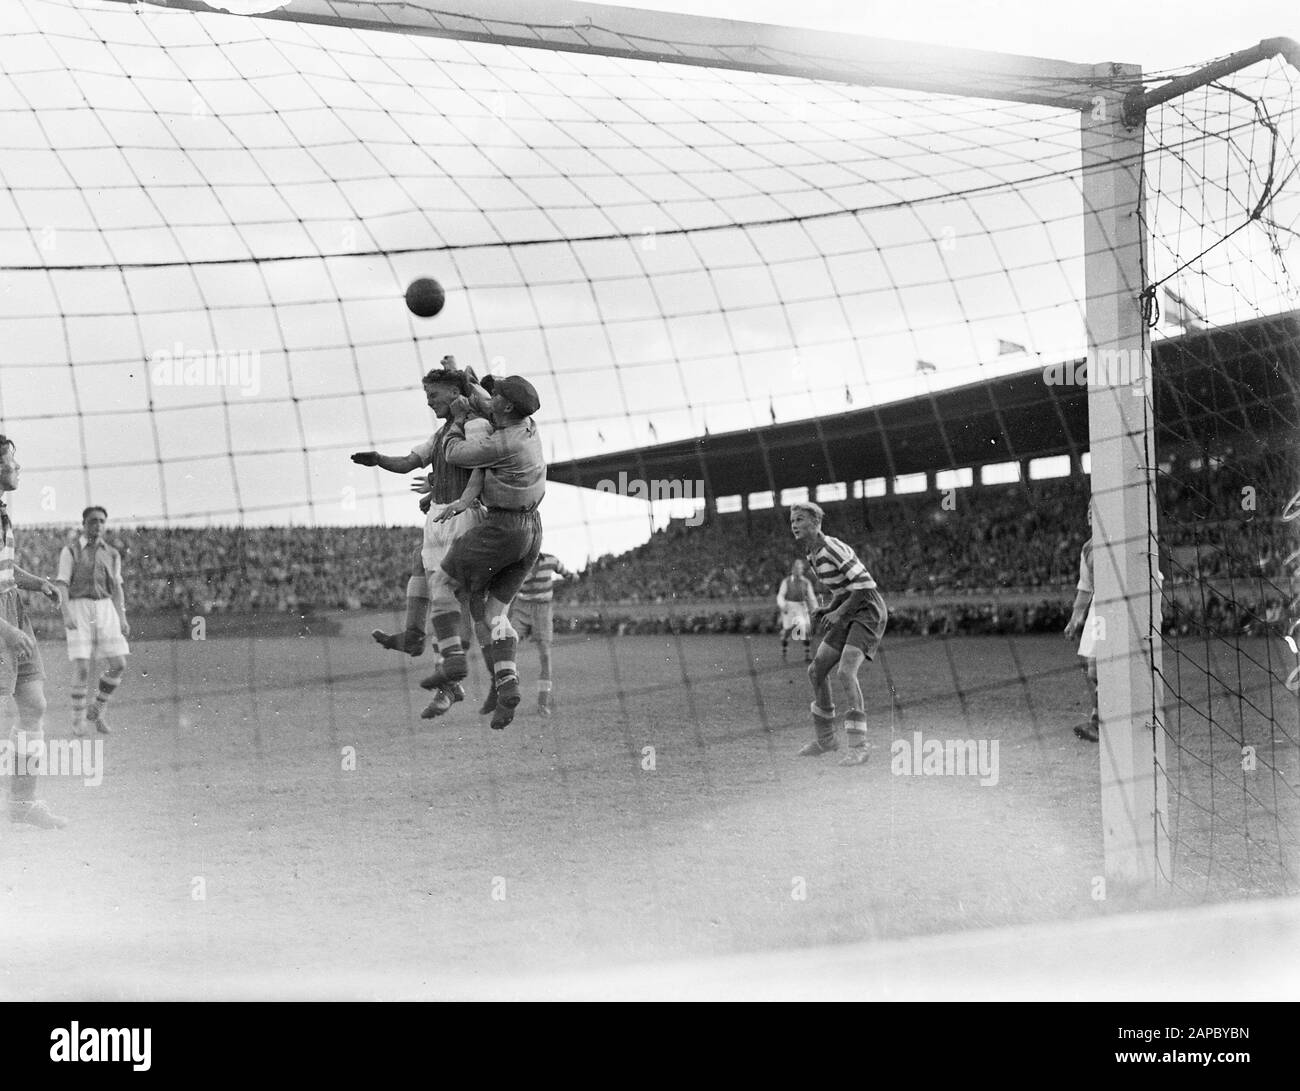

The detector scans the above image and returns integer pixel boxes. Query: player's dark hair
[421,368,468,395]
[83,505,108,521]
[479,374,497,393]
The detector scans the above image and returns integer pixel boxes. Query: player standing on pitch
[1063,518,1099,742]
[54,505,130,735]
[0,435,68,828]
[351,358,493,719]
[509,551,575,716]
[790,501,887,766]
[776,558,818,663]
[418,375,546,731]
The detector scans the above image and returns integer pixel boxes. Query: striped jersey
[516,553,573,603]
[0,502,14,595]
[805,534,882,598]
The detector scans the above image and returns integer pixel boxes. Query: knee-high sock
[844,710,867,748]
[810,702,836,747]
[489,615,518,685]
[405,576,429,635]
[8,730,40,802]
[430,609,467,679]
[71,678,89,725]
[94,667,124,712]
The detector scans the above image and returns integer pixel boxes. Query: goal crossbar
[114,0,1108,109]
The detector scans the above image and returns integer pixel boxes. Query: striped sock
[538,679,553,694]
[94,669,123,713]
[429,609,466,680]
[71,681,88,727]
[845,711,868,748]
[489,615,518,686]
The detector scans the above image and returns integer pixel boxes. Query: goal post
[1080,63,1168,891]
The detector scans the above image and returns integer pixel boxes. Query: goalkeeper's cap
[496,375,540,417]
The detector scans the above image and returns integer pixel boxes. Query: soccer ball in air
[405,277,446,318]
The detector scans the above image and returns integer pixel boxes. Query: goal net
[0,0,1296,993]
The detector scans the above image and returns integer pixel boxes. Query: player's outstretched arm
[351,450,423,474]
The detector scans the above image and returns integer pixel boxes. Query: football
[405,277,445,318]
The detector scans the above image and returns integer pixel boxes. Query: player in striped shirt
[508,551,574,716]
[0,435,68,828]
[790,501,888,766]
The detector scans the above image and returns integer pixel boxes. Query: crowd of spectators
[16,524,414,616]
[10,449,1294,644]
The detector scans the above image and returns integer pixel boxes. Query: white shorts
[421,502,487,575]
[66,598,130,661]
[1077,603,1097,659]
[781,605,810,636]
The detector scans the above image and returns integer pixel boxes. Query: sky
[0,0,1295,567]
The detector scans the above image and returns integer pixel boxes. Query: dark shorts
[0,589,46,695]
[819,595,887,661]
[441,509,542,603]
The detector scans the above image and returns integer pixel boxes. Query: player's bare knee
[16,688,47,722]
[427,568,460,611]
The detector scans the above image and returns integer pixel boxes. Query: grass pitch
[2,615,1294,998]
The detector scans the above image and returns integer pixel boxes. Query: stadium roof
[548,310,1300,500]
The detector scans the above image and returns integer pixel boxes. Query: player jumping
[776,558,818,663]
[351,359,492,719]
[418,375,546,731]
[790,502,888,766]
[0,435,68,828]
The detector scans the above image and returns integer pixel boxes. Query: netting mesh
[1142,58,1300,895]
[0,0,1297,993]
